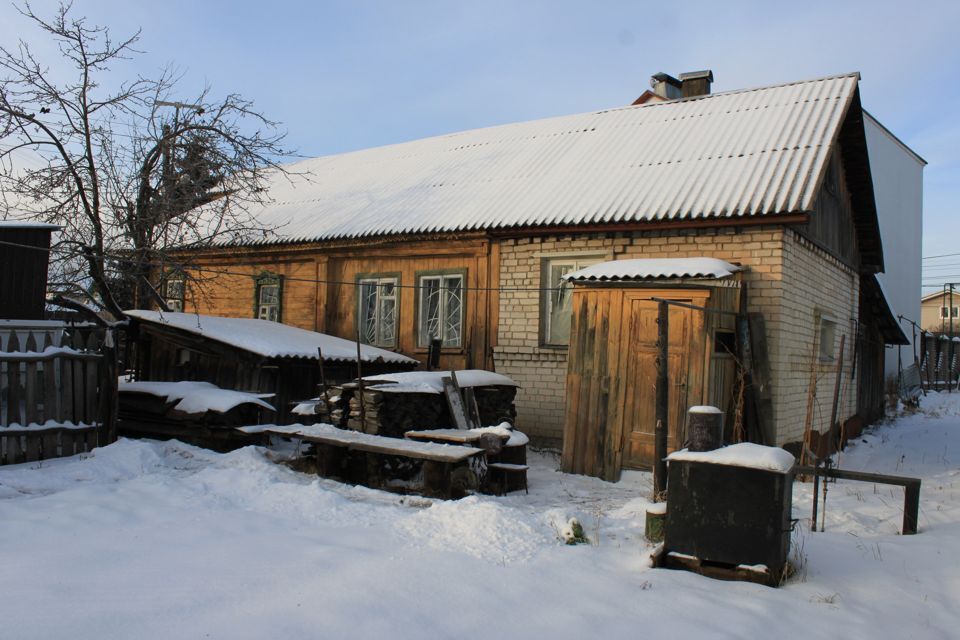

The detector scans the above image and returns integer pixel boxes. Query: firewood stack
[335,382,517,437]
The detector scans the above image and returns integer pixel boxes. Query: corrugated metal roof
[220,73,860,245]
[564,257,741,282]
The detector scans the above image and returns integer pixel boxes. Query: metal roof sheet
[219,73,860,245]
[564,257,741,282]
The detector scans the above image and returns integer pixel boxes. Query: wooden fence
[0,326,117,465]
[918,332,960,391]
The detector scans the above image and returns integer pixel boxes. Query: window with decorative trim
[417,271,464,348]
[358,275,399,348]
[254,272,283,322]
[163,274,185,313]
[541,257,603,346]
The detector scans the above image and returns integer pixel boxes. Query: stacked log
[337,383,517,437]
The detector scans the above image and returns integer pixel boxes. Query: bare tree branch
[0,2,290,318]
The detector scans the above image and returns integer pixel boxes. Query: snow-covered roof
[210,74,861,245]
[125,310,418,364]
[363,369,519,393]
[563,257,741,282]
[119,380,275,415]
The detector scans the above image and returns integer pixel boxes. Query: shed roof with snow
[125,310,417,364]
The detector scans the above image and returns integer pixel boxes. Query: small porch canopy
[563,257,742,283]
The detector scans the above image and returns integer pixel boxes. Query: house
[163,71,914,478]
[863,113,925,376]
[920,289,960,334]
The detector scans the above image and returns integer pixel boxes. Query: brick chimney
[679,70,713,98]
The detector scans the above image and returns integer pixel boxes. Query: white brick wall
[494,227,787,448]
[494,226,860,450]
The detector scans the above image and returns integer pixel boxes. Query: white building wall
[864,113,925,377]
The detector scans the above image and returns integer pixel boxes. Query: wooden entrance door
[618,291,707,469]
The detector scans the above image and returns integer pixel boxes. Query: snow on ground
[1,396,959,639]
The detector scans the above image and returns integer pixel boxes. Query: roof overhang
[862,275,909,345]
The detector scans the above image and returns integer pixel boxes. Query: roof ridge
[281,72,862,169]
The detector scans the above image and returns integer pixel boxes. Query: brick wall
[774,229,859,445]
[493,227,788,449]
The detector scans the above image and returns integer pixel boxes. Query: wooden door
[618,291,707,469]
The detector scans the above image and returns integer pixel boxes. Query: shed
[125,311,419,423]
[0,221,59,320]
[560,258,743,481]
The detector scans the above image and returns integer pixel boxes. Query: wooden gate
[561,287,708,481]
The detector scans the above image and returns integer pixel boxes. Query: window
[358,276,398,348]
[417,272,464,347]
[819,317,836,362]
[542,257,603,346]
[254,272,282,322]
[939,306,960,319]
[163,275,185,313]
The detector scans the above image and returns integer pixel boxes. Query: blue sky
[2,0,958,285]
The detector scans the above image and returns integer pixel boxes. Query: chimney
[650,72,682,100]
[679,70,714,98]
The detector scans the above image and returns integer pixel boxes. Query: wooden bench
[259,425,484,498]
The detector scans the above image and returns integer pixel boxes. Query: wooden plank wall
[562,285,733,481]
[176,237,497,372]
[0,227,53,320]
[324,240,493,371]
[561,288,622,479]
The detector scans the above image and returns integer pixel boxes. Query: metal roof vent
[650,72,682,100]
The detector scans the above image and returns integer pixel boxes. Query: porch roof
[563,257,741,282]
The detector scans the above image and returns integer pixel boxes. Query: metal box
[664,459,793,583]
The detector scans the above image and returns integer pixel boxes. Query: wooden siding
[799,146,861,269]
[168,236,497,375]
[0,227,53,320]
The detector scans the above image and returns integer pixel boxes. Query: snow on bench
[246,423,484,463]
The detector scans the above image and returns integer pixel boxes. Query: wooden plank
[23,433,42,462]
[442,375,470,430]
[61,352,74,423]
[85,353,99,424]
[6,334,22,427]
[463,386,481,429]
[24,334,39,426]
[41,431,59,460]
[266,428,482,463]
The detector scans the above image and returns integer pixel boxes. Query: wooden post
[317,347,332,423]
[355,315,366,428]
[828,335,846,447]
[904,483,920,535]
[654,299,669,498]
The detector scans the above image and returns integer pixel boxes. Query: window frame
[818,315,837,363]
[355,272,401,349]
[414,269,466,349]
[162,272,186,313]
[540,255,605,347]
[253,272,283,322]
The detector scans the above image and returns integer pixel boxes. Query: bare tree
[0,2,289,317]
